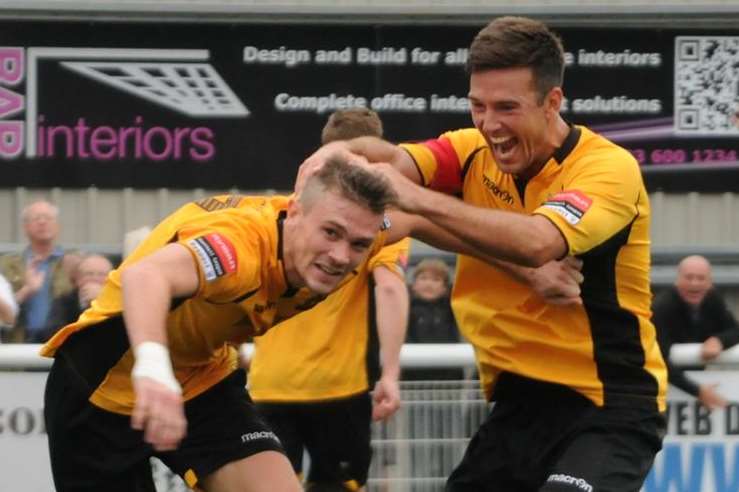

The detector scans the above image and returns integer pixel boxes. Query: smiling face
[469,67,562,180]
[675,255,713,307]
[283,190,384,295]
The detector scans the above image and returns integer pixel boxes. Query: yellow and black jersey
[40,194,388,415]
[249,238,410,402]
[400,125,667,412]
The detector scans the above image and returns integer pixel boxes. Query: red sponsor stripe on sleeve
[423,137,462,194]
[550,190,593,213]
[205,233,237,273]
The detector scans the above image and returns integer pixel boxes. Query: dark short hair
[321,108,384,144]
[301,155,397,215]
[466,16,565,102]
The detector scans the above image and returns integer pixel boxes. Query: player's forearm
[410,215,535,283]
[374,271,409,380]
[409,188,564,267]
[121,263,173,347]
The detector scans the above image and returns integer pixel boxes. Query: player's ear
[287,196,301,219]
[544,87,563,117]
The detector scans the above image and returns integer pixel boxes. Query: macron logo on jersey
[188,233,237,282]
[546,473,593,492]
[543,189,593,225]
[240,431,281,444]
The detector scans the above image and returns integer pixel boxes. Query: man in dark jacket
[654,255,739,410]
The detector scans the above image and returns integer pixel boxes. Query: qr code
[674,36,739,135]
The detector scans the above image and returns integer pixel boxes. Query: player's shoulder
[440,127,487,149]
[570,126,640,176]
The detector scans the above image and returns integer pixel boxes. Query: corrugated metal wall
[2,188,737,252]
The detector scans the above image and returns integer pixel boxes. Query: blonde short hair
[413,258,452,286]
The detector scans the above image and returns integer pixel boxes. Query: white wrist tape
[131,342,182,394]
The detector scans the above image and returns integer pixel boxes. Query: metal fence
[150,379,489,492]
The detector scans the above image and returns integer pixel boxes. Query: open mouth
[314,263,343,278]
[489,135,518,160]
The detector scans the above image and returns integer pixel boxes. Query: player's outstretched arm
[121,243,199,451]
[371,264,409,421]
[377,164,566,267]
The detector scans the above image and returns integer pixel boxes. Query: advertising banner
[0,21,737,191]
[1,370,739,491]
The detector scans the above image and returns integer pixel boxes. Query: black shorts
[446,373,666,492]
[256,392,372,487]
[45,356,284,492]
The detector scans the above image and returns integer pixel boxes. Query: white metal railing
[1,342,736,370]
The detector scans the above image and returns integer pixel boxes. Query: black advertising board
[0,20,737,191]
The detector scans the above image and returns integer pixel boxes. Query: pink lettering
[90,126,117,159]
[34,116,216,162]
[143,127,173,161]
[190,127,215,161]
[46,125,74,158]
[0,86,23,119]
[74,118,91,158]
[173,127,190,159]
[0,48,24,85]
[0,120,23,158]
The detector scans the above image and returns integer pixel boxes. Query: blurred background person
[0,272,18,332]
[654,254,739,410]
[42,254,114,342]
[403,257,463,381]
[0,200,74,342]
[60,252,83,286]
[123,226,152,260]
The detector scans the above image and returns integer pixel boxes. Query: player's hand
[701,336,723,361]
[78,282,103,309]
[131,377,187,451]
[295,141,354,195]
[698,383,728,411]
[371,375,401,421]
[528,256,583,306]
[372,163,425,214]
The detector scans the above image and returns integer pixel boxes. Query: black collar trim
[552,124,581,165]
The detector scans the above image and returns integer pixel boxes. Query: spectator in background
[407,258,458,343]
[60,252,83,285]
[404,258,463,381]
[654,255,739,410]
[43,254,114,342]
[123,226,153,260]
[0,272,18,331]
[0,200,74,342]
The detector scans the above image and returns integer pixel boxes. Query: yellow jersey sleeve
[176,219,262,303]
[535,147,643,256]
[368,237,411,278]
[399,128,485,193]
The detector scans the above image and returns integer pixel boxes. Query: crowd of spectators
[0,200,120,345]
